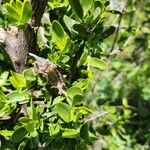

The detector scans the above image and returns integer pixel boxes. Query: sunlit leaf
[87,56,108,70]
[7,91,30,103]
[0,71,9,86]
[74,106,92,115]
[54,102,71,122]
[52,20,67,51]
[49,123,61,136]
[5,0,31,26]
[23,69,36,81]
[62,128,79,138]
[80,0,93,16]
[10,71,26,90]
[68,0,83,19]
[0,130,14,137]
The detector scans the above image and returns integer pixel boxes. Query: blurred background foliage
[86,0,150,149]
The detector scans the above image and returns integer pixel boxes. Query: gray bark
[0,0,48,73]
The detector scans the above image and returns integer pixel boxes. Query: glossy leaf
[0,130,14,137]
[54,102,71,122]
[23,69,36,81]
[5,0,31,26]
[73,94,84,106]
[11,127,29,143]
[52,96,65,106]
[67,87,83,98]
[7,91,30,103]
[0,71,9,86]
[63,15,78,32]
[62,128,79,138]
[68,0,83,19]
[48,0,68,9]
[10,71,26,90]
[80,0,93,16]
[80,123,89,141]
[87,56,108,70]
[74,106,92,115]
[49,123,61,136]
[77,48,88,67]
[21,0,32,22]
[67,87,83,104]
[52,20,67,51]
[18,138,29,150]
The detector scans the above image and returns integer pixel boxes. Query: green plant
[0,0,115,149]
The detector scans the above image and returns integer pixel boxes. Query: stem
[110,13,123,52]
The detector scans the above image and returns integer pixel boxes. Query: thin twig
[110,13,123,52]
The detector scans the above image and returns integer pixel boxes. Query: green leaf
[0,130,14,137]
[73,94,84,106]
[23,69,36,81]
[0,100,16,118]
[19,117,32,124]
[67,87,83,100]
[7,91,30,103]
[87,56,108,70]
[102,26,116,39]
[73,79,90,91]
[25,121,35,133]
[62,128,79,138]
[77,48,88,67]
[68,0,83,19]
[63,15,78,32]
[21,0,32,22]
[87,65,93,79]
[52,20,67,51]
[80,123,89,141]
[0,71,9,86]
[11,127,29,143]
[18,138,29,150]
[0,90,7,101]
[80,0,93,16]
[74,106,92,115]
[52,96,65,106]
[48,0,68,9]
[5,0,31,26]
[73,24,89,39]
[5,13,18,22]
[54,102,72,122]
[66,86,83,105]
[16,0,22,13]
[5,3,20,19]
[30,99,38,121]
[10,71,26,90]
[49,123,61,136]
[61,55,70,63]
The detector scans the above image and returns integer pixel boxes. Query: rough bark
[0,0,48,73]
[31,0,48,26]
[0,26,36,73]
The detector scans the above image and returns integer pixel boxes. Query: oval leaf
[80,0,93,16]
[23,69,36,81]
[11,127,28,143]
[54,102,71,122]
[52,20,67,51]
[80,123,89,141]
[7,91,30,103]
[88,56,108,70]
[68,0,83,19]
[10,71,26,90]
[62,128,79,138]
